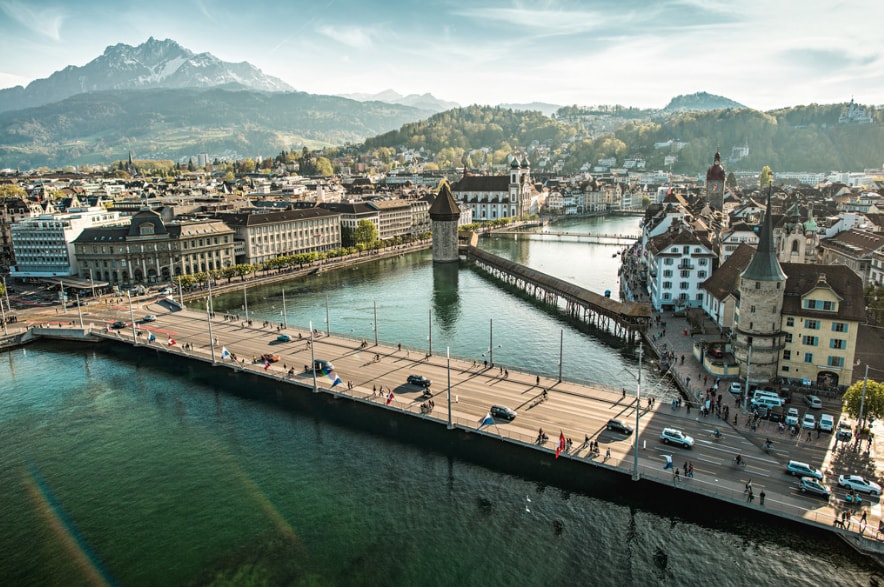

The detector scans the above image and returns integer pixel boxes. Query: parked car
[276,333,292,342]
[606,419,634,435]
[838,475,882,496]
[767,405,785,423]
[728,381,743,395]
[110,320,127,329]
[818,414,834,432]
[490,405,517,421]
[786,460,823,480]
[798,477,831,499]
[660,427,694,448]
[836,421,853,442]
[142,314,157,322]
[407,374,432,388]
[708,346,724,359]
[804,395,823,409]
[801,413,816,430]
[785,407,800,427]
[261,353,280,363]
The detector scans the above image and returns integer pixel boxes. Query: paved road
[29,295,866,539]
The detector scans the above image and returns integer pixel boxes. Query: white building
[646,225,716,312]
[11,207,124,278]
[719,222,758,263]
[451,158,536,221]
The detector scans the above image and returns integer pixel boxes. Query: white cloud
[0,0,66,41]
[316,24,376,50]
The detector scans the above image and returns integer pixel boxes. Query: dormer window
[139,222,155,236]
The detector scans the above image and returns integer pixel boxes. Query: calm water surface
[2,216,880,585]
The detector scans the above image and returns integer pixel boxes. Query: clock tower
[705,150,725,211]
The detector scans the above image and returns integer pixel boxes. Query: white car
[819,414,834,432]
[785,407,799,427]
[801,413,816,430]
[728,381,743,395]
[786,460,823,480]
[660,427,694,448]
[838,475,882,496]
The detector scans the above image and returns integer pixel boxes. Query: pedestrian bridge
[461,246,651,341]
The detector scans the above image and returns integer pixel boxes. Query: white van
[752,390,781,403]
[819,414,834,432]
[751,396,784,411]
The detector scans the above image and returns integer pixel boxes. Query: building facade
[451,157,535,221]
[645,226,716,312]
[217,208,341,265]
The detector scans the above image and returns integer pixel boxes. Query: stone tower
[733,186,786,383]
[429,181,461,263]
[705,150,726,212]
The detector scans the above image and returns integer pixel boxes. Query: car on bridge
[490,405,517,421]
[142,314,157,322]
[786,460,822,480]
[798,477,831,499]
[660,427,693,448]
[606,419,633,435]
[261,353,280,363]
[277,333,292,342]
[110,320,127,329]
[838,474,882,496]
[406,374,432,388]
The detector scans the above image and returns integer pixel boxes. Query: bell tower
[705,150,725,211]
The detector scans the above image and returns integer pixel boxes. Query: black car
[606,419,634,435]
[490,405,517,421]
[110,320,127,329]
[407,374,432,388]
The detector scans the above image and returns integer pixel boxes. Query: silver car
[660,427,694,448]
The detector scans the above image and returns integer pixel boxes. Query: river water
[1,216,880,585]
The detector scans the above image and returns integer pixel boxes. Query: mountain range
[0,38,878,172]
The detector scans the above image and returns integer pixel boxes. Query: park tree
[760,166,773,190]
[842,378,884,427]
[0,184,26,199]
[353,219,378,247]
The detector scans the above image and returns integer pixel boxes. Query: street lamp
[310,320,317,393]
[243,282,249,322]
[281,289,288,329]
[446,346,453,430]
[206,297,216,364]
[742,343,752,412]
[558,329,563,382]
[88,268,96,299]
[75,294,84,328]
[373,300,378,346]
[325,294,330,337]
[0,298,7,336]
[427,308,432,357]
[2,274,10,310]
[633,343,644,481]
[127,291,137,344]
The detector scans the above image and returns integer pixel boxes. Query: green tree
[0,184,26,199]
[354,219,378,247]
[726,172,737,188]
[760,166,773,190]
[842,379,884,426]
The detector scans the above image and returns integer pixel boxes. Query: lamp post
[206,298,216,363]
[373,300,378,346]
[446,346,453,430]
[243,282,249,322]
[88,268,95,299]
[633,343,643,481]
[310,320,317,393]
[60,279,67,313]
[858,364,870,429]
[428,308,432,357]
[742,343,752,412]
[558,329,564,382]
[127,291,137,344]
[75,294,84,329]
[489,319,494,365]
[325,294,330,337]
[281,289,287,329]
[207,276,214,317]
[0,298,7,336]
[3,274,11,310]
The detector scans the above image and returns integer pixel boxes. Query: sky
[1,0,882,111]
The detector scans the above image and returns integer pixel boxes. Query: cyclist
[734,454,743,466]
[713,428,722,439]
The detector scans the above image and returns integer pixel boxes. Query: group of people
[420,399,435,414]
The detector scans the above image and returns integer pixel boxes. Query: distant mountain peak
[339,89,459,113]
[0,37,294,114]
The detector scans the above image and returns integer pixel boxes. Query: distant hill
[498,102,563,117]
[0,88,434,169]
[340,89,459,113]
[663,92,747,113]
[0,37,294,114]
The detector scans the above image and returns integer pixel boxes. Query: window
[830,339,845,349]
[783,350,791,360]
[823,301,834,311]
[832,322,848,333]
[697,271,707,278]
[699,258,708,266]
[828,356,844,367]
[786,317,794,327]
[804,352,813,363]
[663,270,672,278]
[805,319,819,330]
[750,305,756,313]
[802,335,818,346]
[663,293,671,300]
[680,282,690,290]
[755,282,760,289]
[664,258,673,265]
[785,333,793,343]
[662,281,672,289]
[680,270,690,278]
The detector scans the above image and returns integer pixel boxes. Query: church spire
[742,182,786,281]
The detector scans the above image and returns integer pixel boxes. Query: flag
[477,413,494,429]
[331,375,342,387]
[167,337,176,346]
[386,390,394,405]
[148,332,155,343]
[263,359,270,371]
[555,431,566,459]
[221,346,231,360]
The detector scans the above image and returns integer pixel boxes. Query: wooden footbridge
[462,246,651,341]
[490,231,638,245]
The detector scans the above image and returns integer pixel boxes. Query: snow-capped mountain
[0,37,294,114]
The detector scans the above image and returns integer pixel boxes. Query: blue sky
[1,0,882,110]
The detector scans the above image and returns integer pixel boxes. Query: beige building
[216,208,342,265]
[73,209,235,285]
[778,264,864,387]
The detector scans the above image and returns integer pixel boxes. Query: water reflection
[431,262,460,331]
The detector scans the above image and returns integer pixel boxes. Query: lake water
[2,215,880,585]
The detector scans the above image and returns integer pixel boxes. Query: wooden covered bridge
[462,246,651,341]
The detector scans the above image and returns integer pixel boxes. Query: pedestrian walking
[744,479,752,494]
[747,488,754,503]
[674,468,680,482]
[663,455,673,470]
[759,489,765,506]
